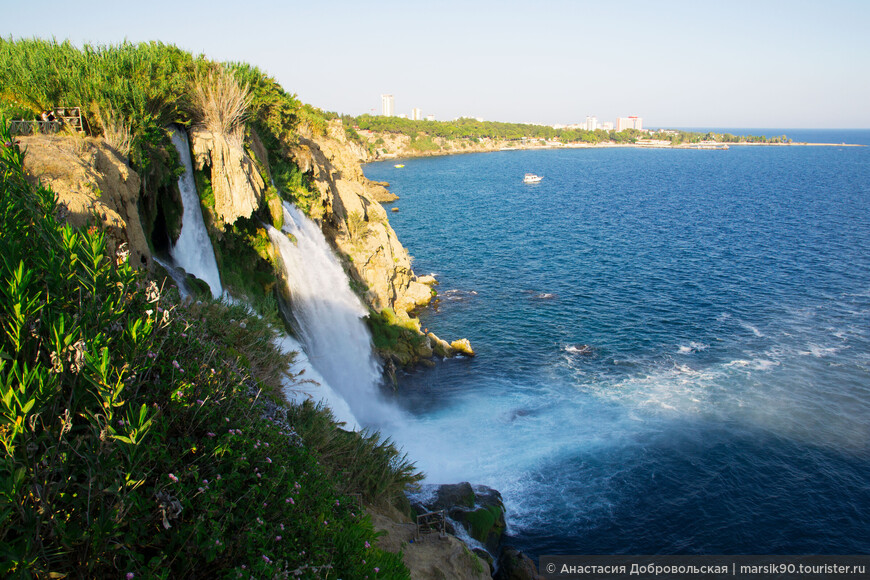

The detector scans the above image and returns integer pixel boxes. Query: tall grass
[189,65,252,142]
[0,38,195,170]
[93,103,132,156]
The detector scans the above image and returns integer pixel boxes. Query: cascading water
[268,202,403,428]
[168,127,223,298]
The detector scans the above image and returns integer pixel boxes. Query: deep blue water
[365,132,870,557]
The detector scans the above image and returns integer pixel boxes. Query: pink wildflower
[168,473,178,483]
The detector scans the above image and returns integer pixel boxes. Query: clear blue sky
[4,0,869,128]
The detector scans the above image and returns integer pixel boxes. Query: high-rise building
[617,116,643,131]
[411,107,422,121]
[585,116,599,131]
[381,94,394,117]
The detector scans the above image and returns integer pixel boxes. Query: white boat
[523,173,543,183]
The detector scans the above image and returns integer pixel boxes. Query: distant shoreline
[368,138,864,163]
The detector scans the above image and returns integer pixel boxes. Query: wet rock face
[410,482,507,554]
[290,127,422,316]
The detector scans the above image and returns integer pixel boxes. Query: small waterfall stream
[268,202,403,427]
[168,127,223,298]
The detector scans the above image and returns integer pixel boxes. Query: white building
[411,107,422,121]
[426,114,436,122]
[585,116,599,131]
[602,121,614,131]
[381,94,394,117]
[616,116,643,131]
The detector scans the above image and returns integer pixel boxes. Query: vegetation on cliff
[1,123,418,577]
[347,114,789,150]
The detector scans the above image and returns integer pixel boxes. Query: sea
[363,129,870,557]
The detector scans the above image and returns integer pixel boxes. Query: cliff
[13,127,485,579]
[290,120,433,317]
[18,134,151,269]
[356,129,554,161]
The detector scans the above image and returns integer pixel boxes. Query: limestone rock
[19,134,151,269]
[290,132,431,316]
[399,280,435,313]
[429,333,455,358]
[450,338,476,357]
[368,503,491,580]
[189,126,265,227]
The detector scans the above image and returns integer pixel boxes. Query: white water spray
[268,202,402,427]
[168,127,223,298]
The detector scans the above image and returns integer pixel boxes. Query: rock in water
[451,338,476,357]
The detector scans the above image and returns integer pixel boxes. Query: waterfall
[274,334,361,431]
[168,127,223,298]
[268,202,402,427]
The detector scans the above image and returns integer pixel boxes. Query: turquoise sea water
[364,131,870,556]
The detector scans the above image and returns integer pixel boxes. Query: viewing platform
[8,107,84,135]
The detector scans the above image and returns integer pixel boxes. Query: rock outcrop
[189,126,265,228]
[410,482,507,554]
[18,134,151,269]
[368,503,492,580]
[494,548,543,580]
[290,120,431,318]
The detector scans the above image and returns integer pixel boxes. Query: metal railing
[8,106,84,135]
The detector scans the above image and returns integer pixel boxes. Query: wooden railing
[415,509,447,540]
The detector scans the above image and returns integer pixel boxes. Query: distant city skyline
[3,0,870,128]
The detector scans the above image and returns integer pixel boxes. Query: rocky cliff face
[291,120,433,318]
[357,129,553,161]
[189,126,266,228]
[18,134,151,269]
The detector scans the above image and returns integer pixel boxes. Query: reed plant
[188,65,252,142]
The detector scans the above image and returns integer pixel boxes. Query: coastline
[362,133,864,163]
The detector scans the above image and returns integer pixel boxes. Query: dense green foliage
[347,114,787,146]
[0,38,195,173]
[0,124,412,578]
[0,38,332,220]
